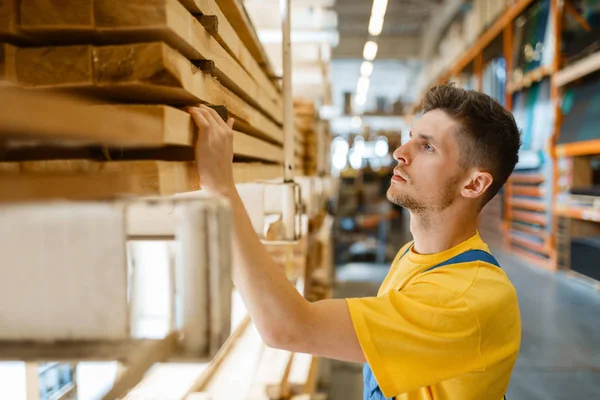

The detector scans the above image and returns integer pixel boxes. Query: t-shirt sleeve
[346,281,485,397]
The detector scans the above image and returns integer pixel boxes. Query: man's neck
[409,205,478,255]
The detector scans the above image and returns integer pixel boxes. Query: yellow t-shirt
[347,232,521,400]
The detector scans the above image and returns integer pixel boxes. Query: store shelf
[511,210,548,226]
[510,198,547,212]
[410,0,537,112]
[553,51,600,88]
[451,0,537,75]
[507,65,554,94]
[511,186,545,197]
[555,139,600,157]
[509,173,545,184]
[509,232,549,254]
[508,244,555,271]
[555,204,600,222]
[512,222,549,239]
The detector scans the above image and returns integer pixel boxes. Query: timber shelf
[509,173,546,185]
[553,50,600,88]
[555,139,600,157]
[555,204,600,223]
[510,198,547,212]
[410,0,537,111]
[511,186,545,197]
[508,232,550,255]
[507,65,554,94]
[511,210,548,226]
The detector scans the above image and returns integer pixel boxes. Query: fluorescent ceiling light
[360,61,374,77]
[368,14,384,36]
[357,76,370,96]
[371,0,389,18]
[363,41,378,61]
[355,93,367,106]
[351,116,363,128]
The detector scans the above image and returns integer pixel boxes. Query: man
[187,83,522,400]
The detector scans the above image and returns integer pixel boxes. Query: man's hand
[187,105,236,197]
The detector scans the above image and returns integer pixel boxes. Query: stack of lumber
[0,0,284,199]
[294,99,321,177]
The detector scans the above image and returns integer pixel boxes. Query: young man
[187,84,522,400]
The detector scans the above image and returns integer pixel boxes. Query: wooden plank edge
[185,316,252,394]
[102,332,178,400]
[0,173,131,202]
[553,51,600,88]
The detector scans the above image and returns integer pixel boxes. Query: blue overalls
[363,246,506,400]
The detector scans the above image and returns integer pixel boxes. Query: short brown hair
[423,83,521,205]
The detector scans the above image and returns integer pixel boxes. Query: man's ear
[461,170,494,200]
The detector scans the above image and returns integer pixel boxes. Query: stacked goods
[0,0,284,198]
[294,99,330,177]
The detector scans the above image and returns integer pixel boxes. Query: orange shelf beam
[512,223,549,239]
[555,205,600,222]
[508,244,556,271]
[555,139,600,157]
[511,186,545,197]
[507,65,554,94]
[512,210,548,226]
[509,173,545,184]
[509,233,550,254]
[510,198,547,212]
[564,1,592,32]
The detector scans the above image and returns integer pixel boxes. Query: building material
[17,0,283,124]
[1,42,284,144]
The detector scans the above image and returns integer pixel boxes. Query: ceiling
[243,0,459,122]
[333,0,443,59]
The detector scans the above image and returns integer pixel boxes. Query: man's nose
[393,143,410,165]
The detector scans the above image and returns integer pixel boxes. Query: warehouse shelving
[0,0,334,398]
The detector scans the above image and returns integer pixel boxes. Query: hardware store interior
[0,0,599,399]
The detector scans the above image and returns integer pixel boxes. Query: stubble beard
[386,176,460,216]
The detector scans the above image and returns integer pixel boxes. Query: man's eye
[424,144,434,152]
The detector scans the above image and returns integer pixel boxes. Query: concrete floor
[328,246,600,399]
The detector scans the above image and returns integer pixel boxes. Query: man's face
[387,109,467,214]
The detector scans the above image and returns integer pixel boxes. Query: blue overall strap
[422,249,500,273]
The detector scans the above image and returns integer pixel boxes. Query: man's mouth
[392,169,407,183]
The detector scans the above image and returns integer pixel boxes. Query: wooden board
[2,160,199,195]
[20,0,95,39]
[553,51,600,88]
[102,333,178,400]
[247,347,294,399]
[233,163,281,183]
[288,353,318,396]
[0,173,131,202]
[214,0,277,82]
[0,0,32,43]
[17,0,283,124]
[1,42,284,144]
[0,161,282,201]
[0,87,197,146]
[201,323,265,399]
[177,0,281,106]
[233,130,283,163]
[0,338,170,362]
